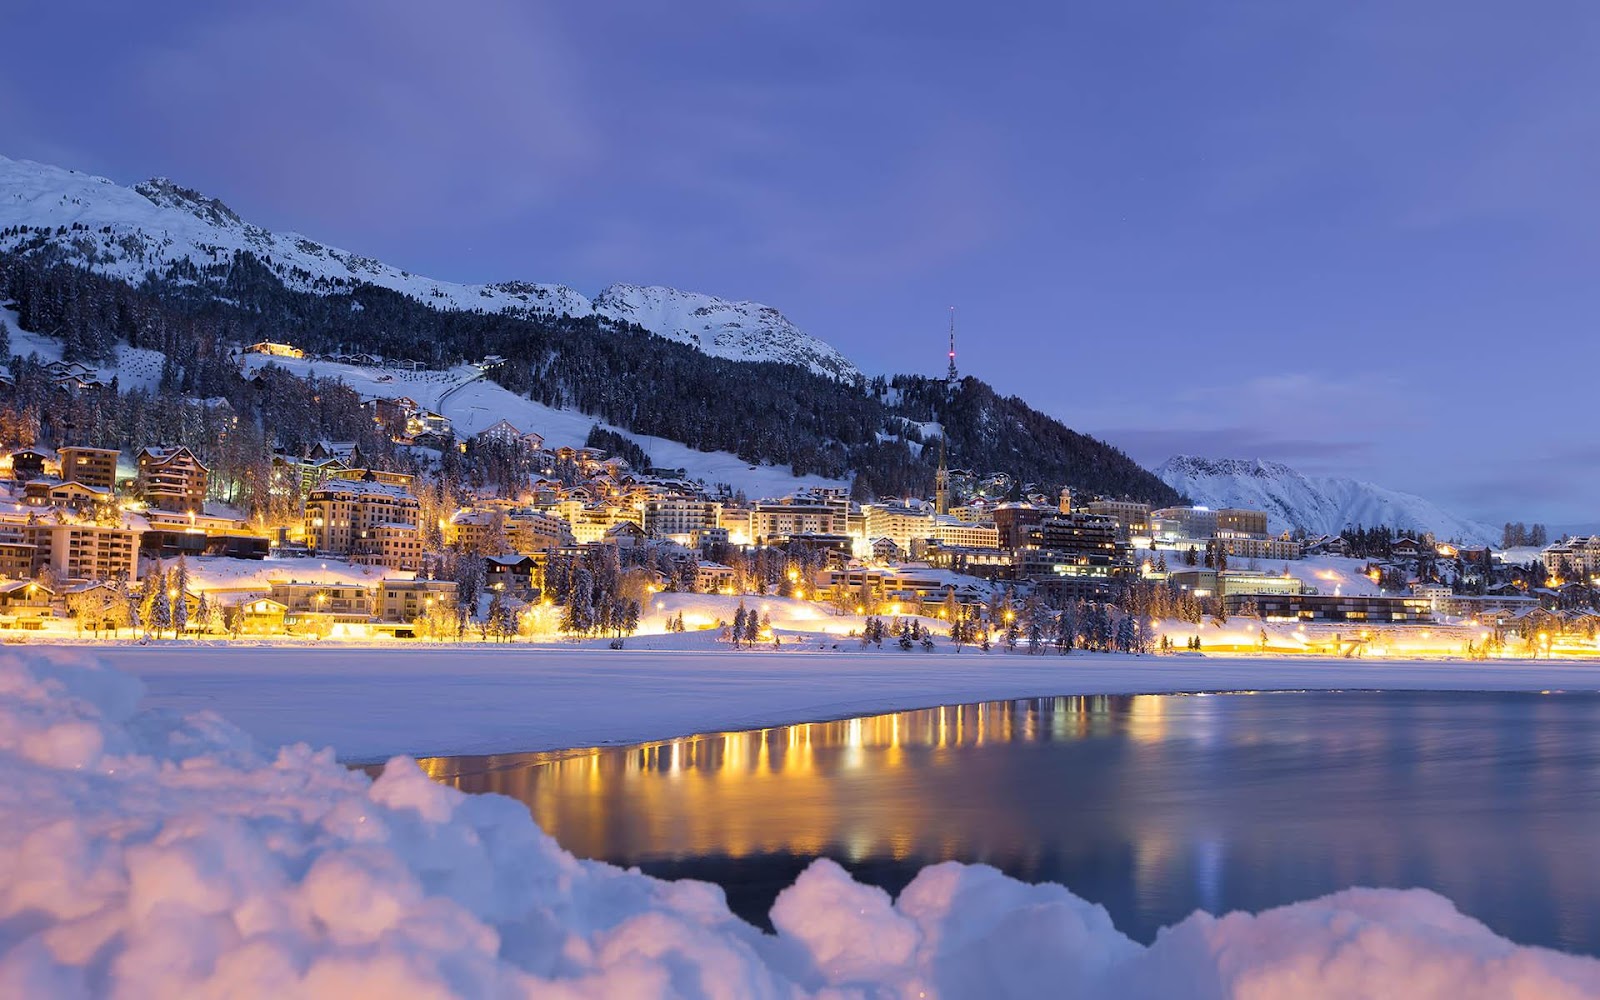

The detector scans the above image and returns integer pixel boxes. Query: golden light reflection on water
[411,692,1600,954]
[418,696,1152,867]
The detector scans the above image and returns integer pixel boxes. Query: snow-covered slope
[236,351,850,497]
[1156,456,1496,544]
[0,153,859,380]
[591,283,857,381]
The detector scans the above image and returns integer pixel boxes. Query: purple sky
[3,2,1597,525]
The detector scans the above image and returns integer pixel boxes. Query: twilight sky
[2,2,1597,525]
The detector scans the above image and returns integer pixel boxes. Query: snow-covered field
[4,648,1598,997]
[97,644,1600,763]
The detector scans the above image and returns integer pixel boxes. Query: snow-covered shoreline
[90,645,1600,762]
[3,647,1598,997]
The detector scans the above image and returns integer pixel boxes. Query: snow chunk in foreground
[1,651,1596,999]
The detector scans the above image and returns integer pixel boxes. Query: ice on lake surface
[422,690,1600,955]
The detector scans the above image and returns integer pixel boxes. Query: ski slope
[239,352,850,495]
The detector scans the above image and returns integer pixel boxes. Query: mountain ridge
[1155,455,1496,544]
[0,153,859,381]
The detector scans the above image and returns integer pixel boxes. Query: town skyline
[4,4,1597,524]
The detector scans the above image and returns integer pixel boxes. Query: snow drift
[2,650,1596,998]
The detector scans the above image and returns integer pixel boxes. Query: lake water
[415,691,1600,955]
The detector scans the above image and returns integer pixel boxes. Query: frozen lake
[419,691,1600,956]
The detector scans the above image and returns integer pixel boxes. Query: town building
[1229,593,1432,623]
[374,579,458,622]
[991,503,1052,552]
[485,554,539,596]
[640,498,721,539]
[404,410,452,439]
[22,480,113,510]
[719,507,753,545]
[304,477,421,565]
[1169,569,1305,599]
[1216,508,1270,537]
[1150,506,1220,540]
[505,509,572,553]
[244,341,305,358]
[137,446,209,511]
[1433,593,1540,620]
[753,498,847,544]
[0,580,53,626]
[7,447,53,482]
[475,419,545,451]
[919,542,1013,580]
[1542,536,1600,582]
[0,515,143,582]
[350,523,425,572]
[0,541,35,578]
[1033,513,1120,560]
[1085,500,1151,539]
[695,562,737,593]
[222,596,288,635]
[929,515,999,550]
[57,446,119,490]
[268,581,375,616]
[1212,533,1303,561]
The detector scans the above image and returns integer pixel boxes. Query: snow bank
[3,650,1597,997]
[110,646,1600,762]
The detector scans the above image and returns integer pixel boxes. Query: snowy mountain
[1155,456,1496,544]
[591,284,858,382]
[0,154,859,381]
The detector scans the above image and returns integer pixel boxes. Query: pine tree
[561,568,595,636]
[1115,614,1137,653]
[1026,600,1047,654]
[171,562,189,635]
[136,570,159,631]
[486,590,508,642]
[151,587,172,639]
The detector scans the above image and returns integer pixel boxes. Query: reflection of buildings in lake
[416,695,1177,871]
[411,692,1600,955]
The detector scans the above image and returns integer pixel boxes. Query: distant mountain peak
[1154,454,1495,544]
[0,153,860,381]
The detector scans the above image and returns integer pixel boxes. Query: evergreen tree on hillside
[172,559,190,634]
